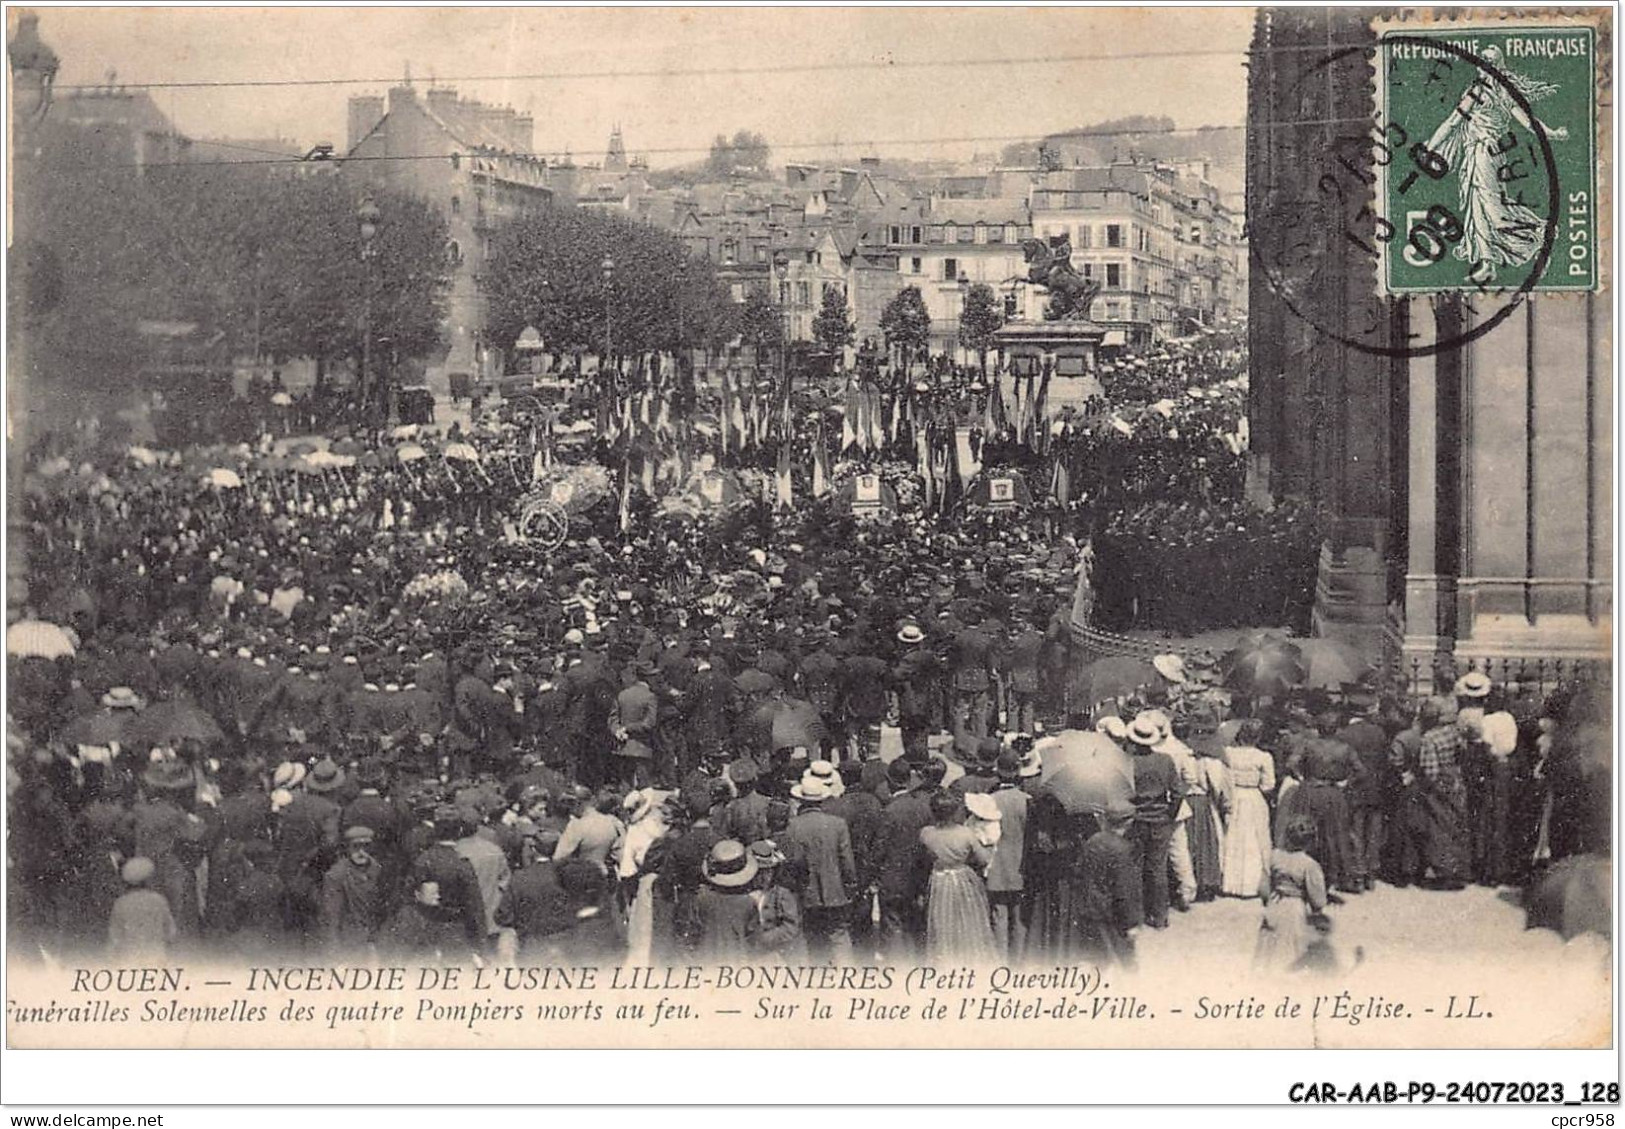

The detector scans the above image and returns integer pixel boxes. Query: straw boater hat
[896,622,926,645]
[1454,671,1492,699]
[1127,713,1162,747]
[1096,714,1129,740]
[748,840,785,870]
[1019,746,1044,779]
[791,775,834,803]
[1152,653,1188,684]
[802,760,845,796]
[964,792,1001,822]
[101,686,144,710]
[702,840,759,888]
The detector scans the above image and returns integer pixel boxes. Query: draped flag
[916,426,934,513]
[1030,370,1052,452]
[954,424,977,490]
[775,443,794,510]
[867,387,885,450]
[1050,454,1071,506]
[618,459,632,532]
[841,406,855,451]
[731,381,748,447]
[812,417,830,498]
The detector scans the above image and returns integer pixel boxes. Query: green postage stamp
[1378,23,1599,294]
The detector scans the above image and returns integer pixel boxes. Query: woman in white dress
[1221,719,1276,899]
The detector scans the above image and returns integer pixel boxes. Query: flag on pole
[1050,454,1071,506]
[916,426,933,512]
[812,417,830,497]
[954,424,977,490]
[1030,369,1052,452]
[775,443,794,510]
[618,459,631,532]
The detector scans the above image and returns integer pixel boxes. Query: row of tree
[483,207,1009,369]
[15,135,453,396]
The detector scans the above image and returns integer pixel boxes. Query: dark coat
[876,789,933,901]
[824,790,885,887]
[409,842,487,945]
[696,886,759,960]
[783,808,855,909]
[497,861,571,945]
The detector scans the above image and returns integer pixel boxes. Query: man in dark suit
[782,776,856,961]
[891,624,944,763]
[718,758,771,846]
[797,630,844,759]
[825,759,884,950]
[1126,717,1181,929]
[408,806,489,951]
[949,610,997,744]
[496,828,569,956]
[839,644,891,761]
[874,759,932,958]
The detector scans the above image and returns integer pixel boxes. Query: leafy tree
[737,289,784,368]
[17,141,449,399]
[811,285,855,356]
[957,282,1004,374]
[483,206,737,359]
[706,130,771,178]
[879,286,931,366]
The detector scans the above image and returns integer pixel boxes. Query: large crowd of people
[7,331,1608,973]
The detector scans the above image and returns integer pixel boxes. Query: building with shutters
[344,82,557,386]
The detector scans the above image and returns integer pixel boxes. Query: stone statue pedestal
[993,319,1105,379]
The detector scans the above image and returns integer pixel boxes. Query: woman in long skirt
[919,791,997,963]
[1189,741,1232,901]
[1221,721,1276,898]
[1255,817,1330,972]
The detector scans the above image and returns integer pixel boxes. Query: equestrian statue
[1019,235,1101,322]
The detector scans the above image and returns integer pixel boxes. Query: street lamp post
[956,271,970,371]
[357,194,381,421]
[601,256,615,385]
[773,249,790,396]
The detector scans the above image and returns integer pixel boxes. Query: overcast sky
[33,6,1253,166]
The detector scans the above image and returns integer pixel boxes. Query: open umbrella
[395,443,428,463]
[1526,854,1611,941]
[131,697,226,747]
[204,467,243,489]
[390,424,420,440]
[1037,730,1135,814]
[443,442,480,462]
[744,696,826,755]
[1297,637,1371,689]
[270,391,293,406]
[1072,656,1160,709]
[1223,632,1306,697]
[6,619,77,659]
[61,708,137,747]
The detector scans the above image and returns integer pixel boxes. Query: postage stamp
[1377,24,1599,295]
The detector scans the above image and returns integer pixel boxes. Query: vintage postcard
[4,5,1613,1060]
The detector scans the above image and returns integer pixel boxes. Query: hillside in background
[1002,116,1245,195]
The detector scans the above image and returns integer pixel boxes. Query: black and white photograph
[2,3,1614,1091]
